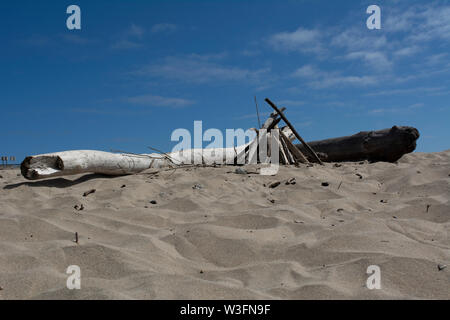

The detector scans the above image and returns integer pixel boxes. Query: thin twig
[254,96,261,129]
[147,146,180,165]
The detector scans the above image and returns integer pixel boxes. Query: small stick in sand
[426,204,431,213]
[83,189,96,197]
[74,232,78,244]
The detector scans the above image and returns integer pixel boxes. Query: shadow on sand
[3,173,118,190]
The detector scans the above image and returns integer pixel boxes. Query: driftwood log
[20,144,253,180]
[296,126,420,163]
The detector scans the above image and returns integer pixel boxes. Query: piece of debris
[121,184,126,188]
[392,216,397,219]
[426,204,431,213]
[199,270,204,274]
[337,208,344,212]
[149,200,157,204]
[294,220,303,224]
[83,189,96,197]
[74,232,78,244]
[438,264,447,271]
[321,182,329,187]
[380,200,387,203]
[269,181,281,188]
[235,167,248,175]
[74,204,84,211]
[192,183,203,190]
[285,178,296,185]
[333,163,342,168]
[269,199,275,203]
[356,173,363,179]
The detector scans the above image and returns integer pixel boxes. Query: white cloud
[61,34,94,45]
[369,103,425,116]
[268,27,323,53]
[277,100,305,107]
[331,29,387,52]
[365,86,445,96]
[346,51,392,70]
[394,46,420,57]
[425,53,448,66]
[291,65,377,89]
[133,54,271,84]
[111,23,145,50]
[385,3,450,43]
[126,94,195,108]
[129,24,145,38]
[151,23,177,34]
[111,40,142,50]
[292,65,322,78]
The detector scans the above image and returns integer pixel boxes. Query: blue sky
[1,0,449,161]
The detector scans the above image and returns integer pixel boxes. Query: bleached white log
[21,143,252,180]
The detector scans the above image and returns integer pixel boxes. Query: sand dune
[0,151,449,299]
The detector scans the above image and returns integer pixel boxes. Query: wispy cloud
[19,34,51,47]
[277,100,305,107]
[385,3,450,43]
[111,23,145,50]
[111,40,142,50]
[268,27,323,53]
[151,23,177,34]
[369,103,425,116]
[346,51,392,70]
[61,34,95,45]
[292,65,378,89]
[331,29,387,52]
[129,24,145,38]
[365,86,445,96]
[132,53,271,85]
[393,46,421,57]
[126,94,195,108]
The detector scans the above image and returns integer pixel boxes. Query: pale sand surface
[0,151,449,299]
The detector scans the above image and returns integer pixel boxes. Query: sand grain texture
[0,151,449,299]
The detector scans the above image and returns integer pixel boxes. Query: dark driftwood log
[296,126,420,163]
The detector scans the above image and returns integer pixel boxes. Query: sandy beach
[0,151,449,299]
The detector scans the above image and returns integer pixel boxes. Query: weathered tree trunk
[21,150,165,180]
[21,143,252,180]
[296,126,420,163]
